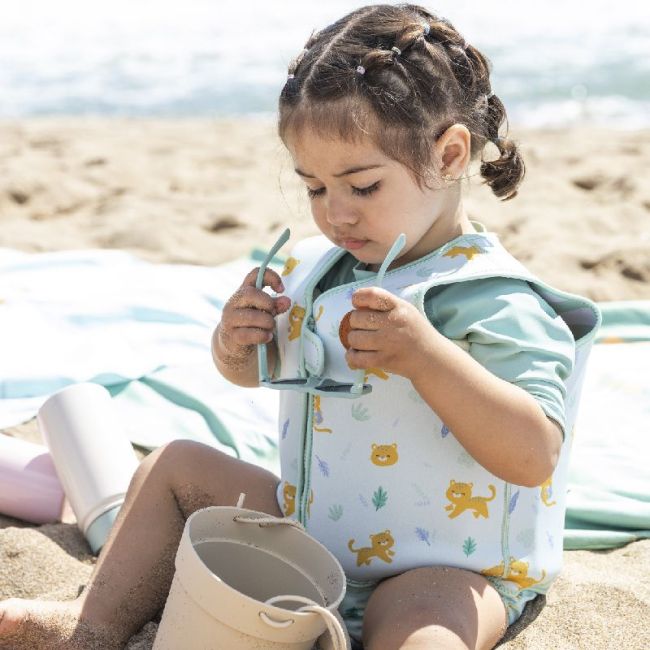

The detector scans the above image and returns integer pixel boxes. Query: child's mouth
[341,238,367,250]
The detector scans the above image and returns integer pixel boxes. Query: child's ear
[435,123,471,178]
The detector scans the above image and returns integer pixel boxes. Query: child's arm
[347,287,563,488]
[212,267,291,387]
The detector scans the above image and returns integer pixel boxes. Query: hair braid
[480,94,525,200]
[413,9,525,199]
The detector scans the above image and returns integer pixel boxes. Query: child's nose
[325,197,358,225]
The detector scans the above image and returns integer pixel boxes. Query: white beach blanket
[2,249,648,545]
[0,248,280,471]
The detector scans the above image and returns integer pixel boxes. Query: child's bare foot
[0,598,126,650]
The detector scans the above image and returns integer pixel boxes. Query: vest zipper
[501,483,512,577]
[296,257,342,525]
[298,299,318,524]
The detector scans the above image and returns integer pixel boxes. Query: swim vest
[272,231,600,596]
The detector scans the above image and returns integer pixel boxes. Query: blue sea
[0,0,648,127]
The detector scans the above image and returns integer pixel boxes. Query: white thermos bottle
[37,382,139,553]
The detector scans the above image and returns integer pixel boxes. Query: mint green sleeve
[425,278,575,437]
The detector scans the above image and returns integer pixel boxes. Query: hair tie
[356,65,366,75]
[421,22,430,36]
[391,46,401,56]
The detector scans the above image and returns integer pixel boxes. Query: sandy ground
[1,118,649,300]
[0,118,649,649]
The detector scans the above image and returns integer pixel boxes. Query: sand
[1,118,649,301]
[0,118,649,649]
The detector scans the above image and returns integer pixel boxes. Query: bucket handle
[261,595,348,650]
[233,496,347,649]
[234,494,305,531]
[233,514,306,530]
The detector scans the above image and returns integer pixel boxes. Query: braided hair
[278,4,524,200]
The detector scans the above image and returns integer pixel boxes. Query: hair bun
[480,136,525,201]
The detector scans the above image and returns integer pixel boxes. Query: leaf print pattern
[462,537,477,557]
[316,455,330,477]
[352,403,371,421]
[358,494,369,509]
[412,483,430,507]
[281,418,290,439]
[372,486,388,510]
[328,504,343,521]
[415,527,432,546]
[509,490,520,514]
[340,440,353,461]
[440,424,450,438]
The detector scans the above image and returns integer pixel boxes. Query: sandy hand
[343,286,436,378]
[216,266,291,364]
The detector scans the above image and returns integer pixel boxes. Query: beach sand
[0,118,649,649]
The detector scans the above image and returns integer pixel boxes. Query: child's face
[286,127,463,269]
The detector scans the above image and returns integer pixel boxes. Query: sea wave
[0,0,648,127]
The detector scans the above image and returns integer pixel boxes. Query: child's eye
[306,182,380,199]
[352,181,380,197]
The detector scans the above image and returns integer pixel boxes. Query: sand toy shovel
[153,496,349,650]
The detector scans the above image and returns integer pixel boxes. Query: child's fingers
[223,303,276,332]
[230,285,277,313]
[349,308,385,331]
[242,267,285,293]
[220,304,276,350]
[229,326,274,346]
[346,329,378,351]
[227,307,276,331]
[345,348,380,370]
[274,295,292,314]
[351,287,395,312]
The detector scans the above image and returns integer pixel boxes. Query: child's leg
[0,440,282,649]
[361,566,508,650]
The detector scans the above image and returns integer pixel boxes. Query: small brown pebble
[338,311,354,349]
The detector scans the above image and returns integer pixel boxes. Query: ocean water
[0,0,648,127]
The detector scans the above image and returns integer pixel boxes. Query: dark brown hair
[278,3,524,200]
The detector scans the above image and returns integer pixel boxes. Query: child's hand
[216,267,291,360]
[345,287,438,379]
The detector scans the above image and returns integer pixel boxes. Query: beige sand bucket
[153,497,349,650]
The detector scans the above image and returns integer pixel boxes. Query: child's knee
[137,439,210,478]
[363,567,505,650]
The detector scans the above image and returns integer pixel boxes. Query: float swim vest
[271,231,600,597]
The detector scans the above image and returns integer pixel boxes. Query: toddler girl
[0,4,599,649]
